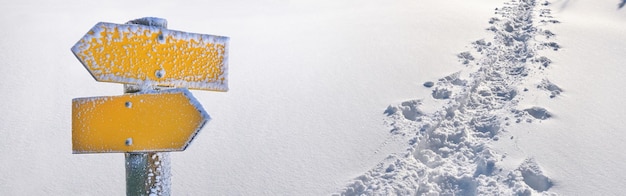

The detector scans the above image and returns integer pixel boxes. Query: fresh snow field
[0,0,625,195]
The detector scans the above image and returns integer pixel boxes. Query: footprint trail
[338,0,561,195]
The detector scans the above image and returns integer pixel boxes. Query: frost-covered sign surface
[72,89,209,153]
[70,18,227,195]
[71,22,229,91]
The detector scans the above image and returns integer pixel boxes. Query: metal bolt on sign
[71,17,229,195]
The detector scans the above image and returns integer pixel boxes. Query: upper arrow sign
[72,88,209,153]
[71,22,229,91]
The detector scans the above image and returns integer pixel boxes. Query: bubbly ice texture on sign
[72,88,210,153]
[71,22,229,91]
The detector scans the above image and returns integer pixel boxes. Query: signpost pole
[125,152,170,196]
[124,83,172,196]
[123,17,170,196]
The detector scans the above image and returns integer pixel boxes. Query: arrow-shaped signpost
[71,17,228,196]
[72,89,208,153]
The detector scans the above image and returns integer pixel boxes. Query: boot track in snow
[339,0,561,195]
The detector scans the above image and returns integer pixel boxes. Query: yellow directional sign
[71,22,229,91]
[72,89,209,153]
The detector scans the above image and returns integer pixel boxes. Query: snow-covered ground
[0,0,625,195]
[496,1,626,195]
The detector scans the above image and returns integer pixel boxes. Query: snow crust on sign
[71,21,229,91]
[72,88,210,152]
[73,88,209,125]
[338,0,562,195]
[132,88,211,150]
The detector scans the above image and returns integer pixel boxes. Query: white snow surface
[1,0,625,195]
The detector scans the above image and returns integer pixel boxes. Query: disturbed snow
[338,0,562,195]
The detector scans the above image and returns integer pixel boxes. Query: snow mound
[385,100,425,122]
[457,51,475,65]
[423,81,435,88]
[538,79,563,98]
[524,107,551,120]
[431,87,452,99]
[338,0,561,194]
[504,158,555,195]
[518,158,553,192]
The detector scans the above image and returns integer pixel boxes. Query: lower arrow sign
[72,88,209,153]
